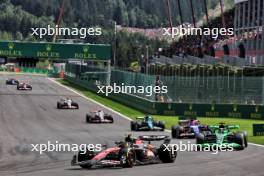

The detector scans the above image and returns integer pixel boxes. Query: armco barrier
[64,75,264,120]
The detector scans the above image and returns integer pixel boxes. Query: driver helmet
[147,144,153,150]
[219,128,225,133]
[219,123,225,129]
[127,133,132,137]
[146,115,152,119]
[193,120,199,125]
[125,133,133,142]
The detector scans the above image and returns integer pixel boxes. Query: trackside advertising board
[0,41,111,60]
[253,124,264,136]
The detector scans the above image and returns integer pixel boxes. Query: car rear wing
[209,125,240,130]
[226,125,240,129]
[178,120,190,123]
[138,135,170,142]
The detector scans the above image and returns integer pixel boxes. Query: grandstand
[158,0,263,65]
[233,0,264,64]
[142,0,264,105]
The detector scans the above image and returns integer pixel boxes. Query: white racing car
[57,98,79,109]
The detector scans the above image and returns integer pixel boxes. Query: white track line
[48,78,264,148]
[248,143,264,148]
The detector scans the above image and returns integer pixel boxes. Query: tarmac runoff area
[0,74,263,176]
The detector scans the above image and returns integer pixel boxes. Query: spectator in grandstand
[208,43,216,57]
[196,45,204,58]
[166,9,234,58]
[238,43,246,58]
[223,44,230,55]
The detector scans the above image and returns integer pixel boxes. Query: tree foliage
[0,0,232,66]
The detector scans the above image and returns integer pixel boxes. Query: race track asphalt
[0,74,263,176]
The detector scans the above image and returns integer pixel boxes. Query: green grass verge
[57,79,264,145]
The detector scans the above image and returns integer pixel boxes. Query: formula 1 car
[196,123,248,150]
[6,78,19,85]
[86,110,114,123]
[130,116,165,131]
[57,98,79,109]
[17,83,32,90]
[71,135,177,169]
[171,118,207,138]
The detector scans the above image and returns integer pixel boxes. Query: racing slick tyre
[131,121,138,131]
[158,144,177,163]
[234,132,246,150]
[158,121,165,131]
[241,131,248,148]
[171,126,181,139]
[57,102,61,109]
[196,133,205,144]
[77,150,95,169]
[72,102,79,109]
[244,135,248,148]
[86,115,91,123]
[105,115,114,123]
[196,133,205,151]
[120,149,136,168]
[171,126,177,138]
[134,122,139,131]
[130,121,135,131]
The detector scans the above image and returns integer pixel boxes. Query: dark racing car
[171,118,208,138]
[71,135,177,169]
[130,115,165,131]
[196,123,248,150]
[6,78,19,85]
[57,98,79,109]
[17,83,32,90]
[86,110,114,123]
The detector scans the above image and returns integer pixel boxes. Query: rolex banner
[0,41,111,60]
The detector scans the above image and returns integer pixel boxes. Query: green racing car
[196,123,248,150]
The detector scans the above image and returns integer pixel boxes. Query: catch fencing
[65,63,264,105]
[64,63,264,119]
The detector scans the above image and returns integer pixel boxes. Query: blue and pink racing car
[171,118,208,138]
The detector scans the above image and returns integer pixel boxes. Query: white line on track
[248,143,264,148]
[48,78,264,148]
